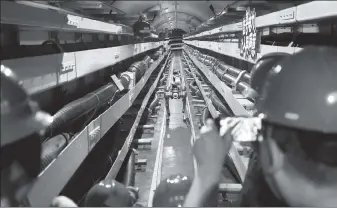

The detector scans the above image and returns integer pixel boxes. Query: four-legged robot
[164,71,187,121]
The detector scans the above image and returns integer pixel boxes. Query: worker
[253,46,337,207]
[239,52,290,206]
[84,179,138,207]
[185,46,337,207]
[152,174,192,207]
[132,14,151,42]
[164,71,187,122]
[0,65,53,206]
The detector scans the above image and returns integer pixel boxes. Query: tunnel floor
[162,98,194,179]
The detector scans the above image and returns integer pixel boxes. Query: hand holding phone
[218,117,261,143]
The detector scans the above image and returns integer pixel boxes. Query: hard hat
[84,179,134,207]
[250,52,289,96]
[1,65,53,206]
[256,46,337,133]
[152,174,192,207]
[1,65,52,147]
[254,47,337,207]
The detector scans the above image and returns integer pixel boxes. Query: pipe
[152,52,160,60]
[184,68,192,76]
[242,73,250,84]
[213,60,250,93]
[204,56,215,66]
[143,55,151,67]
[223,74,236,84]
[189,81,199,94]
[46,83,119,137]
[120,73,132,89]
[160,76,166,85]
[128,61,146,82]
[210,93,233,117]
[148,93,160,114]
[123,149,136,187]
[128,54,153,83]
[237,81,249,92]
[218,63,241,76]
[40,134,70,171]
[202,107,211,126]
[45,52,158,138]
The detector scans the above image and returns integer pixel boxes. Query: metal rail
[25,52,168,207]
[105,51,171,179]
[182,50,249,190]
[184,46,250,116]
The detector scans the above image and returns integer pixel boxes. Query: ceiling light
[236,6,246,11]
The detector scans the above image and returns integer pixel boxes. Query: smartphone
[216,116,261,142]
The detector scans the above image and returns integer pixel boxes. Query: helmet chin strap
[261,139,337,207]
[259,138,285,202]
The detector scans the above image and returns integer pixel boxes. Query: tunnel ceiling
[94,1,233,32]
[47,0,300,34]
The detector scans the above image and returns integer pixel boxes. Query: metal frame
[180,53,201,181]
[184,40,302,64]
[184,47,249,116]
[2,42,167,94]
[26,52,168,207]
[185,1,337,39]
[147,52,172,207]
[105,51,169,180]
[182,52,247,183]
[0,1,133,35]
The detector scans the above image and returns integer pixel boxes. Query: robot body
[164,72,187,120]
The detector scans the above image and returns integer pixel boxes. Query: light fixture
[236,6,246,11]
[168,17,171,20]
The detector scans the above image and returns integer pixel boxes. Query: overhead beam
[153,11,202,23]
[154,19,197,29]
[157,23,191,32]
[90,13,140,20]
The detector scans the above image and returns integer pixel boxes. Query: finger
[200,125,211,134]
[219,120,241,137]
[219,119,240,137]
[220,117,236,127]
[51,196,78,207]
[224,121,241,139]
[200,118,217,133]
[206,118,216,129]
